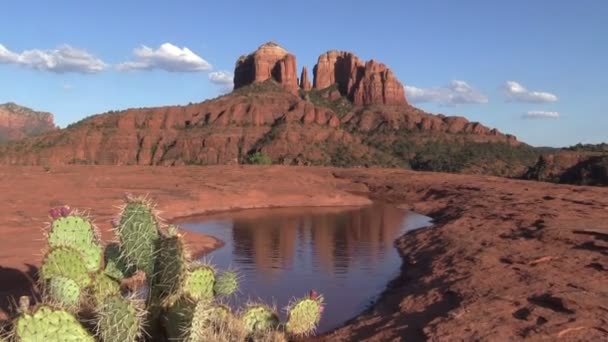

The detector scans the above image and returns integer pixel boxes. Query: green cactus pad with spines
[241,304,280,335]
[285,296,324,336]
[169,300,233,342]
[103,243,135,281]
[40,246,91,287]
[185,264,216,301]
[90,273,121,307]
[116,199,160,277]
[46,276,82,309]
[213,270,239,298]
[162,297,195,341]
[186,302,233,342]
[151,234,189,306]
[15,305,95,341]
[97,295,142,342]
[48,215,103,273]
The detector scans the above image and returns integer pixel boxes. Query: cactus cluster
[4,196,326,341]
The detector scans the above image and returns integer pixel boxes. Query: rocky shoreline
[0,165,606,340]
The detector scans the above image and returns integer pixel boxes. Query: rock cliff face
[0,43,533,177]
[233,42,298,93]
[299,66,311,91]
[312,51,407,106]
[0,103,57,143]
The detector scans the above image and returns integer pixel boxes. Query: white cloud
[523,110,560,119]
[404,80,488,105]
[0,44,106,73]
[118,43,212,72]
[504,81,557,103]
[62,84,73,90]
[209,71,233,85]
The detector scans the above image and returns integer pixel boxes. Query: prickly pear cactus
[285,292,325,336]
[213,270,239,298]
[103,243,134,281]
[90,273,121,306]
[241,304,280,335]
[15,305,95,341]
[184,264,216,301]
[40,246,92,287]
[97,294,143,342]
[47,215,103,273]
[163,297,196,341]
[151,234,189,306]
[46,276,82,309]
[116,198,160,277]
[186,302,234,342]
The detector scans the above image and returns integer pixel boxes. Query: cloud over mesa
[118,43,212,72]
[404,80,488,105]
[504,81,557,103]
[0,44,106,73]
[523,110,560,119]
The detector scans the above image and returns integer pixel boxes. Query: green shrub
[247,152,272,165]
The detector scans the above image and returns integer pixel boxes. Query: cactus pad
[285,295,324,336]
[162,297,195,341]
[241,304,280,335]
[97,295,143,342]
[186,302,233,342]
[103,243,134,281]
[48,215,103,273]
[151,235,189,306]
[213,270,239,297]
[90,273,121,306]
[46,276,82,309]
[116,199,160,276]
[15,305,95,341]
[184,264,216,301]
[40,246,91,287]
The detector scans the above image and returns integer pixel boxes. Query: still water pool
[179,202,432,333]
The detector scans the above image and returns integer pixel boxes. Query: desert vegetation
[1,195,324,341]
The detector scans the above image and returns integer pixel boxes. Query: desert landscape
[0,2,607,341]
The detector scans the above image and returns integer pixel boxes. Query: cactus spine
[96,295,143,342]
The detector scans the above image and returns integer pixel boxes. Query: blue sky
[0,0,606,147]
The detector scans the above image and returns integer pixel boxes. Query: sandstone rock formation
[299,66,311,91]
[0,43,531,177]
[0,102,57,142]
[312,51,407,106]
[234,42,298,92]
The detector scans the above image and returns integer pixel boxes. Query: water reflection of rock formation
[231,204,407,274]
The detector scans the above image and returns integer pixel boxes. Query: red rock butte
[234,42,407,106]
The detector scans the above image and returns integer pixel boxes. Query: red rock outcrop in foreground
[234,42,299,92]
[0,102,56,142]
[313,50,407,106]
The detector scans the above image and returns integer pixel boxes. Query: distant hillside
[0,102,57,143]
[0,43,541,177]
[524,144,608,186]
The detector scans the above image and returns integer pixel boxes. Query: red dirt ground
[0,165,606,341]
